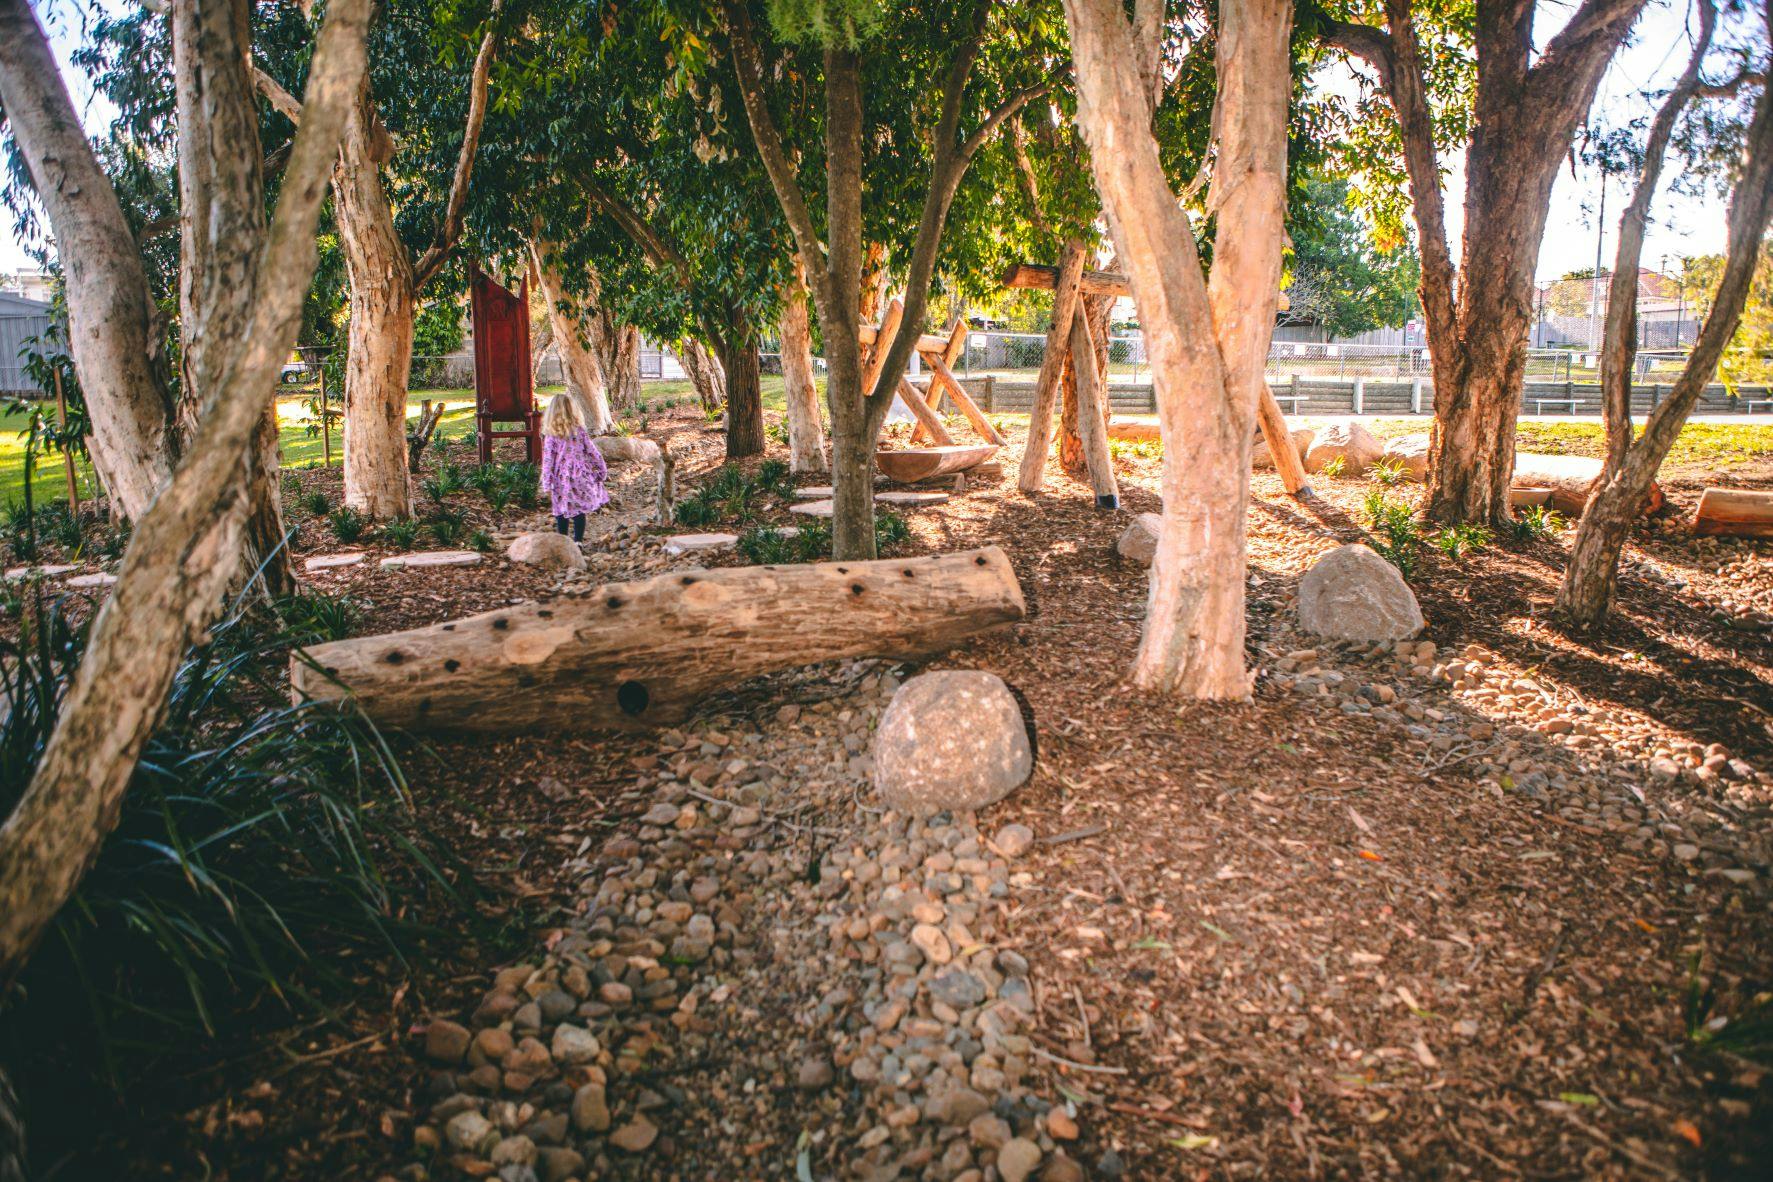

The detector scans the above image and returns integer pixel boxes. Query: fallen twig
[1033,1045,1128,1075]
[1041,822,1108,845]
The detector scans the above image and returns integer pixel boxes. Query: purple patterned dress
[541,428,610,517]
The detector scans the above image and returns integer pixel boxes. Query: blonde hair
[542,392,586,438]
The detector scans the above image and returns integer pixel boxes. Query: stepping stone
[663,532,738,556]
[380,550,482,569]
[4,563,80,581]
[793,486,834,499]
[305,552,367,572]
[790,500,834,517]
[875,491,950,507]
[65,572,118,589]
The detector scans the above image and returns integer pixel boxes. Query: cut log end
[1693,487,1773,538]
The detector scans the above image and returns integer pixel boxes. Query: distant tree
[1282,175,1420,338]
[1681,247,1773,389]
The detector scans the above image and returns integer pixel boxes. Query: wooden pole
[319,356,332,466]
[1069,308,1119,508]
[1017,242,1087,492]
[924,355,1006,445]
[860,298,905,399]
[53,368,80,514]
[895,376,956,445]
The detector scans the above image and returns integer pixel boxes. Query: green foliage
[381,518,421,550]
[1283,175,1421,337]
[428,507,468,547]
[734,510,906,565]
[1362,490,1422,579]
[273,589,360,643]
[1682,247,1772,391]
[468,528,495,553]
[299,488,333,516]
[1430,522,1491,561]
[327,506,367,544]
[4,502,37,563]
[766,0,887,48]
[503,462,542,511]
[672,463,779,528]
[1509,505,1566,542]
[1368,457,1408,487]
[1319,455,1348,480]
[0,588,473,1088]
[412,297,466,357]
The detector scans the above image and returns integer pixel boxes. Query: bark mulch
[12,407,1771,1180]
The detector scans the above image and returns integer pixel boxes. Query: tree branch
[578,179,692,283]
[1319,18,1396,87]
[412,19,501,289]
[722,0,829,315]
[957,78,1055,164]
[252,63,304,121]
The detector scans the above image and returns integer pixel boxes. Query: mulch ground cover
[9,405,1770,1180]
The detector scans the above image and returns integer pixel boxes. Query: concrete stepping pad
[875,491,951,506]
[792,486,834,499]
[305,552,367,572]
[65,572,118,589]
[4,563,80,581]
[789,500,835,517]
[663,532,739,555]
[380,550,482,569]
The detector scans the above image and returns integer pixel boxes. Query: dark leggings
[554,513,585,542]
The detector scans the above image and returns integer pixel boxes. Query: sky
[0,0,1756,284]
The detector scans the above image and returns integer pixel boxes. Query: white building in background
[0,266,55,304]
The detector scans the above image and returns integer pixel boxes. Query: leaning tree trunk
[1065,0,1291,698]
[779,262,827,472]
[0,0,369,985]
[1059,287,1115,477]
[677,338,726,412]
[1558,59,1773,626]
[604,323,642,411]
[531,241,613,433]
[717,317,766,459]
[0,0,178,521]
[335,85,416,519]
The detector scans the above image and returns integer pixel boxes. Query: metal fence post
[1410,379,1423,415]
[1352,377,1365,414]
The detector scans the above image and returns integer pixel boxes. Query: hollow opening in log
[444,659,460,672]
[617,680,650,715]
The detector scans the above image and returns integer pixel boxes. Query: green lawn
[2,377,803,509]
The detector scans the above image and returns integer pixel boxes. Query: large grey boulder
[1116,513,1161,566]
[1304,419,1384,476]
[874,671,1032,816]
[1298,544,1424,640]
[507,531,587,571]
[1253,428,1315,470]
[1381,432,1431,482]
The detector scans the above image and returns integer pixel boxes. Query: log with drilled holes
[289,547,1027,733]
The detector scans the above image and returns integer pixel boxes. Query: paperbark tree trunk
[172,0,294,594]
[1065,0,1291,698]
[1060,288,1115,477]
[1558,20,1771,627]
[0,0,178,522]
[599,322,642,411]
[335,85,417,518]
[530,241,614,433]
[779,261,827,472]
[1326,0,1650,528]
[1070,306,1119,507]
[717,313,766,459]
[0,0,368,986]
[678,338,727,413]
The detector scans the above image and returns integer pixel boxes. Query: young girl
[539,393,609,542]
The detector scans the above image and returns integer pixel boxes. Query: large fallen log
[290,547,1026,733]
[1693,487,1773,538]
[1513,453,1665,516]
